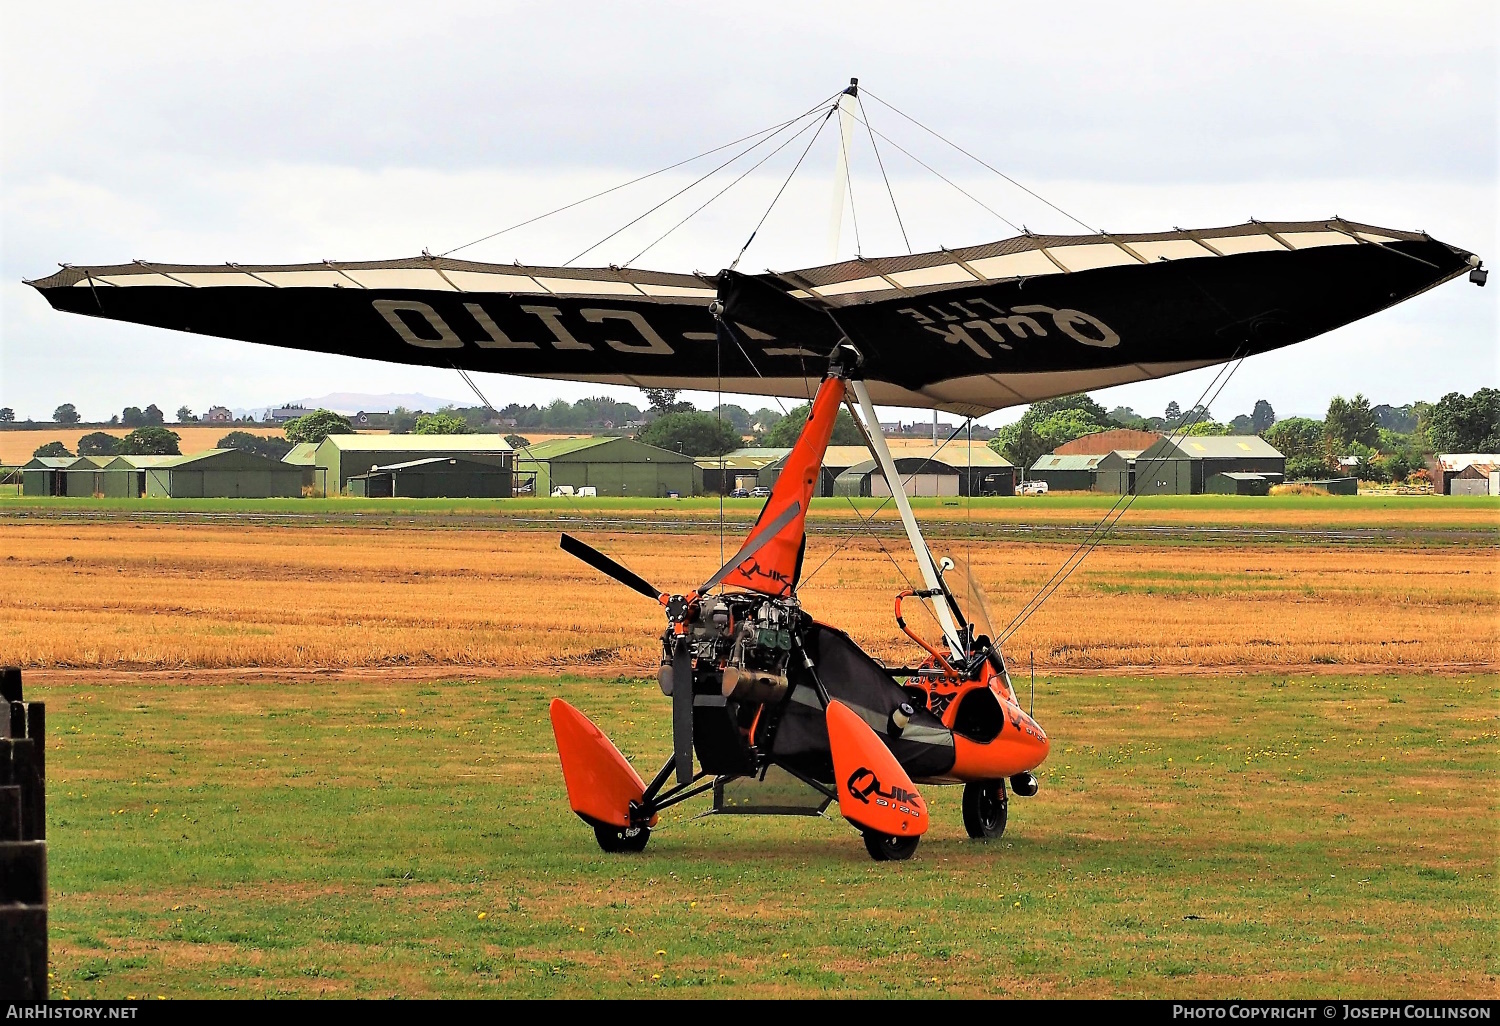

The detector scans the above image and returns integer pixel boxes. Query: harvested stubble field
[3,500,1495,997]
[1,516,1494,673]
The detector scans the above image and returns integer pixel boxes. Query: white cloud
[1,1,1494,424]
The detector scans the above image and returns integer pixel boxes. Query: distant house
[269,405,313,423]
[1092,450,1146,494]
[1450,461,1499,496]
[203,406,233,423]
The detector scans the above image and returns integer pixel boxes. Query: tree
[0,408,14,422]
[1264,417,1325,460]
[1425,388,1500,453]
[143,404,165,426]
[176,406,198,423]
[1285,454,1332,481]
[751,408,784,440]
[217,431,294,460]
[712,404,752,435]
[989,422,1047,476]
[33,441,72,458]
[1164,401,1181,423]
[77,432,122,456]
[637,412,743,457]
[53,403,80,424]
[283,409,353,444]
[761,402,864,448]
[1107,405,1146,429]
[121,406,145,427]
[1250,399,1276,433]
[1180,419,1231,436]
[1027,393,1110,425]
[414,412,472,435]
[118,427,181,456]
[1324,394,1379,451]
[1228,414,1254,434]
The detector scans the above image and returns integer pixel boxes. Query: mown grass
[39,671,1498,998]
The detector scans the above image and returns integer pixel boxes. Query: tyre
[962,779,1008,839]
[861,828,920,861]
[593,822,651,853]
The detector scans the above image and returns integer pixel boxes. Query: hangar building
[1132,436,1285,494]
[515,436,695,497]
[145,449,305,498]
[311,434,514,493]
[347,455,512,498]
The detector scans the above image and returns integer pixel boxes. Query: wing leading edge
[27,220,1475,415]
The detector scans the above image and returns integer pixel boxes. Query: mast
[848,380,964,659]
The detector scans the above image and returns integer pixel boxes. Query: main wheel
[593,822,651,853]
[862,828,920,861]
[962,779,1008,839]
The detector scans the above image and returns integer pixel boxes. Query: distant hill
[234,393,467,417]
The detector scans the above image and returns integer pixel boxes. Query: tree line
[987,389,1498,483]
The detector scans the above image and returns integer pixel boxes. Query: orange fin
[826,700,929,837]
[550,699,651,828]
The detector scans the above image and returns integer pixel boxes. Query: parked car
[749,486,772,497]
[729,488,750,498]
[1018,480,1048,495]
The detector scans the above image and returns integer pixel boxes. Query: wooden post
[0,666,47,1000]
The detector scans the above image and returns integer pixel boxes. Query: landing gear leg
[861,828,920,861]
[961,779,1008,839]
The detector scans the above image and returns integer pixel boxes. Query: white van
[1018,480,1049,495]
[576,486,597,498]
[551,485,575,497]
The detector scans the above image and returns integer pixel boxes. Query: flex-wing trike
[551,348,1049,861]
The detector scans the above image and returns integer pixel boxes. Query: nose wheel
[593,823,651,853]
[961,779,1008,839]
[861,828,920,861]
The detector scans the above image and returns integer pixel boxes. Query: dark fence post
[0,666,47,1000]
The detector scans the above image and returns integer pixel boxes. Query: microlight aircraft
[27,83,1482,858]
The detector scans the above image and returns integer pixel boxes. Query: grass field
[5,497,1496,997]
[36,670,1497,998]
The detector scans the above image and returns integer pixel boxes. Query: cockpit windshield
[940,555,997,646]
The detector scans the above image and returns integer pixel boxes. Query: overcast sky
[2,1,1495,426]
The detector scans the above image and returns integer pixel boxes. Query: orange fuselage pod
[718,374,846,597]
[549,699,657,828]
[826,700,929,838]
[945,688,1051,783]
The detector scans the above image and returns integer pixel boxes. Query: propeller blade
[672,637,694,785]
[560,534,663,601]
[697,500,802,595]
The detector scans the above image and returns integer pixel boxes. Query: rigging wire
[729,104,839,271]
[855,94,912,254]
[995,351,1249,646]
[566,100,836,268]
[841,108,1021,234]
[624,113,829,268]
[437,96,836,258]
[863,89,1100,236]
[800,419,968,588]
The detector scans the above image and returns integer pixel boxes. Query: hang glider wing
[27,220,1475,415]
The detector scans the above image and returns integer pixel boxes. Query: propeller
[558,498,803,787]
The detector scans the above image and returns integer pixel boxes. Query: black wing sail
[27,220,1474,415]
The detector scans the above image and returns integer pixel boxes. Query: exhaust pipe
[1009,771,1039,797]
